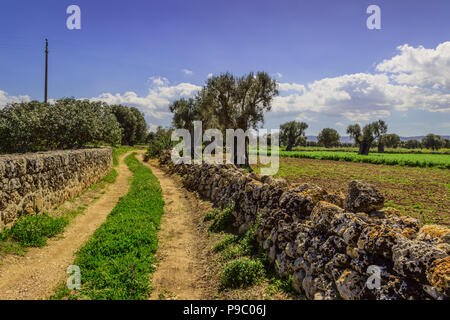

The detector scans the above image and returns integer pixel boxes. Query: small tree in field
[422,134,443,151]
[381,133,401,148]
[405,139,421,149]
[317,128,340,148]
[280,121,308,151]
[347,123,375,155]
[372,120,388,152]
[444,138,450,149]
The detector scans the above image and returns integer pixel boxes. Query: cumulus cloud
[277,82,306,93]
[90,78,201,119]
[0,90,30,108]
[181,69,193,75]
[2,43,448,130]
[376,42,450,90]
[272,42,450,122]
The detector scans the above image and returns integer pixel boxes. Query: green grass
[254,150,450,169]
[3,214,68,248]
[220,257,265,289]
[208,206,234,232]
[56,153,164,300]
[112,146,139,166]
[102,168,118,184]
[0,148,128,261]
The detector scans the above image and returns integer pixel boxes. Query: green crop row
[253,150,450,169]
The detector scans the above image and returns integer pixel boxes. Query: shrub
[9,214,68,247]
[220,257,265,288]
[213,234,239,252]
[204,209,220,222]
[221,244,246,261]
[0,99,123,154]
[146,127,175,159]
[208,206,234,232]
[238,225,259,255]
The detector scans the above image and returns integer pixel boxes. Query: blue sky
[0,0,449,136]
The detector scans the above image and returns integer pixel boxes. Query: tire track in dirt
[0,151,133,300]
[142,158,213,300]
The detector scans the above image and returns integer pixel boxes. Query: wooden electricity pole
[44,38,48,103]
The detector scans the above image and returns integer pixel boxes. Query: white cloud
[295,112,315,122]
[272,42,450,122]
[2,43,448,131]
[148,76,169,87]
[275,72,283,78]
[335,122,345,127]
[376,42,450,90]
[207,73,213,78]
[0,90,31,108]
[181,69,193,75]
[90,79,201,119]
[148,123,159,132]
[277,82,305,93]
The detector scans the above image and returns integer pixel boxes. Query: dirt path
[143,159,213,300]
[0,152,133,300]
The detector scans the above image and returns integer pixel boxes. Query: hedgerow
[0,98,123,154]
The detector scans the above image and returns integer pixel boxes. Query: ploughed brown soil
[255,157,449,225]
[0,152,133,300]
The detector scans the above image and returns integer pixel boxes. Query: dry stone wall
[0,147,113,230]
[159,151,449,300]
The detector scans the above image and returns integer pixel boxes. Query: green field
[289,146,450,154]
[254,150,450,169]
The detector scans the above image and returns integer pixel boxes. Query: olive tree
[404,139,421,149]
[422,134,444,151]
[317,128,340,148]
[110,105,147,146]
[347,123,374,155]
[169,98,200,158]
[280,121,308,151]
[196,71,278,168]
[381,133,401,149]
[372,120,388,152]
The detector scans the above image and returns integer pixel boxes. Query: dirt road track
[0,152,133,300]
[144,159,212,300]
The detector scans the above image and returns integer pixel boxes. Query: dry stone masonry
[0,147,113,230]
[159,151,449,300]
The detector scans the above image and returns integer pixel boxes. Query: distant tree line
[278,120,449,155]
[0,98,147,154]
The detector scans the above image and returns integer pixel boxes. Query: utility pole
[44,38,48,103]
